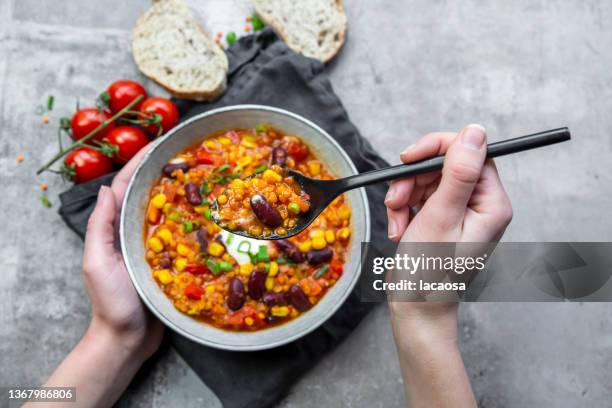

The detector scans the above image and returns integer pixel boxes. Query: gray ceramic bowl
[120,105,370,351]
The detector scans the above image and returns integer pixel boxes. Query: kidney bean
[262,292,287,307]
[288,285,310,311]
[158,256,171,269]
[266,315,282,324]
[185,182,203,206]
[163,162,190,177]
[270,147,288,166]
[248,269,267,300]
[250,194,283,228]
[274,239,305,263]
[306,247,333,265]
[196,228,208,253]
[227,278,246,311]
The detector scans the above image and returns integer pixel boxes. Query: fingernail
[400,144,416,156]
[461,124,486,149]
[388,217,398,239]
[385,184,397,204]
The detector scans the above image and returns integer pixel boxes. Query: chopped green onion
[203,208,212,221]
[206,259,222,275]
[314,264,330,278]
[276,257,296,265]
[287,202,301,215]
[232,165,243,176]
[40,195,52,208]
[237,240,252,254]
[256,245,269,262]
[255,123,268,133]
[47,95,54,111]
[264,262,271,272]
[219,261,233,272]
[226,233,234,245]
[226,31,237,45]
[253,164,267,173]
[217,164,231,173]
[168,211,182,222]
[200,183,211,195]
[182,221,194,233]
[252,14,265,31]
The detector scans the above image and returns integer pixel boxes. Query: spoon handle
[336,127,571,192]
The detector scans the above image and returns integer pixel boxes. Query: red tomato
[105,126,150,164]
[287,141,309,162]
[71,108,115,142]
[107,80,147,113]
[139,97,179,135]
[64,147,113,184]
[184,283,203,300]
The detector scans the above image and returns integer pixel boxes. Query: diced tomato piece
[163,184,178,202]
[184,283,203,300]
[287,141,309,162]
[184,264,210,275]
[330,261,344,275]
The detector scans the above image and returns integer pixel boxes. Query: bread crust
[252,0,347,63]
[132,0,228,101]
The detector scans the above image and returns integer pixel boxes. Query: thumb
[84,186,117,260]
[421,124,487,228]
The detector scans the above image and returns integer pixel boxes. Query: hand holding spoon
[212,127,571,240]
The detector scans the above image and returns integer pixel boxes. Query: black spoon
[212,127,571,240]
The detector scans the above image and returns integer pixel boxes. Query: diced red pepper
[163,184,178,202]
[196,150,223,165]
[330,261,344,275]
[184,264,210,275]
[184,283,203,300]
[287,141,309,162]
[226,313,244,325]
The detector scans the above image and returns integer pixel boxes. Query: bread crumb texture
[132,0,228,101]
[251,0,347,63]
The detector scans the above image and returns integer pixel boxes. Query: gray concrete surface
[1,0,611,407]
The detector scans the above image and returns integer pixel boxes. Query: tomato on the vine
[139,97,179,135]
[63,147,113,184]
[71,108,115,142]
[105,126,150,164]
[106,80,147,113]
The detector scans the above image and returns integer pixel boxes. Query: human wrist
[83,317,150,365]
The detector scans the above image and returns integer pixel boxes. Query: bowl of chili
[120,105,370,351]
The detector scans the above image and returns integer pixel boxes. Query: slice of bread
[132,0,228,101]
[251,0,347,63]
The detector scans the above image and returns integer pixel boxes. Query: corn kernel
[298,241,312,252]
[307,162,321,176]
[208,242,225,257]
[151,193,167,209]
[265,277,274,290]
[177,243,190,256]
[217,195,228,205]
[241,136,256,148]
[271,306,289,317]
[175,257,187,272]
[325,230,336,244]
[148,237,164,253]
[219,136,231,146]
[244,317,254,326]
[269,261,279,277]
[290,309,299,318]
[230,179,244,189]
[262,169,282,183]
[154,269,173,284]
[310,229,325,239]
[240,263,254,276]
[194,206,207,214]
[205,285,216,294]
[312,237,326,250]
[338,205,351,220]
[237,156,253,167]
[156,228,173,244]
[338,227,351,241]
[205,140,217,149]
